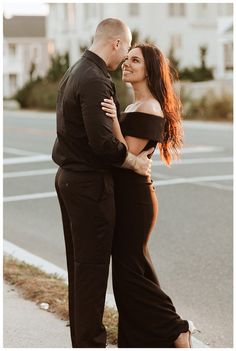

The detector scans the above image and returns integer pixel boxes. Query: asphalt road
[3,109,233,347]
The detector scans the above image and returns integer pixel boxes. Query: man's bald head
[94,18,131,43]
[90,18,132,71]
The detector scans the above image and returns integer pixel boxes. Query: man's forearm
[121,152,137,171]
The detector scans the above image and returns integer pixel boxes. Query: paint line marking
[3,145,225,166]
[4,168,57,178]
[3,147,40,156]
[152,156,232,166]
[183,120,233,131]
[3,154,52,165]
[3,157,232,179]
[4,191,56,203]
[153,174,233,186]
[193,181,233,192]
[180,146,224,154]
[3,175,233,203]
[153,146,224,156]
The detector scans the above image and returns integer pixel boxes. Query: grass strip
[3,255,118,345]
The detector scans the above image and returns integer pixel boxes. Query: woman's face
[122,47,147,83]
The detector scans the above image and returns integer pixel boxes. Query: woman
[101,43,200,348]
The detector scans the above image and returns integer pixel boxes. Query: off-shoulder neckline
[122,111,165,120]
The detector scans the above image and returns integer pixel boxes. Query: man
[52,18,153,348]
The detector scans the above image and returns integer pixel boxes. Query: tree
[168,46,180,71]
[200,45,207,69]
[46,52,69,82]
[131,30,139,47]
[29,61,36,81]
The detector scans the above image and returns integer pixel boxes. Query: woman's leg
[112,181,189,347]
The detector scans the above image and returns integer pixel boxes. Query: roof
[3,16,46,38]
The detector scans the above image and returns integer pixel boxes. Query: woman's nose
[122,60,129,69]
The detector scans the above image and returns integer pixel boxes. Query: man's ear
[114,39,120,49]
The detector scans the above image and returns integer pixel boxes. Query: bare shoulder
[124,103,135,113]
[136,100,164,118]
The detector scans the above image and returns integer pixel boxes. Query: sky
[3,1,49,17]
[3,0,234,17]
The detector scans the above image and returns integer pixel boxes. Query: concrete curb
[3,240,116,307]
[3,239,208,348]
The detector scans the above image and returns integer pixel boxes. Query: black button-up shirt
[52,50,127,172]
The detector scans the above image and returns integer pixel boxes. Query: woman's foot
[174,320,200,348]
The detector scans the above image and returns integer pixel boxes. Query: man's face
[108,30,132,71]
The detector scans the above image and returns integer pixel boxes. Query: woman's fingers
[101,97,117,119]
[101,101,114,107]
[101,106,113,112]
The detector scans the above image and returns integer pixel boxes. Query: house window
[224,42,233,71]
[30,45,41,63]
[67,3,75,29]
[218,3,233,16]
[197,3,208,17]
[129,3,139,16]
[170,34,182,50]
[169,3,186,17]
[84,3,97,19]
[9,43,16,57]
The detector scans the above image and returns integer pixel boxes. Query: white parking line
[3,157,232,179]
[3,145,225,166]
[183,120,233,130]
[3,154,52,165]
[4,168,57,178]
[153,174,233,186]
[4,191,56,202]
[165,146,224,154]
[3,174,233,202]
[193,181,233,192]
[152,156,232,166]
[3,147,40,156]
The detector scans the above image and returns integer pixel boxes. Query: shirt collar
[83,50,111,79]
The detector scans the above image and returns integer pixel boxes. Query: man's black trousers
[55,167,115,348]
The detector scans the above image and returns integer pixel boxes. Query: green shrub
[15,51,69,109]
[46,52,69,82]
[182,91,233,121]
[179,66,213,82]
[15,79,58,110]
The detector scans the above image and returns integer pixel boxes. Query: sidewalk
[4,281,71,348]
[4,280,208,349]
[3,241,208,348]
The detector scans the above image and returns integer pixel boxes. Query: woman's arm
[101,98,149,155]
[101,97,127,147]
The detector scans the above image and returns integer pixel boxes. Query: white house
[3,16,50,98]
[46,3,233,79]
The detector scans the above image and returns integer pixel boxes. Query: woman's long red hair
[136,44,183,166]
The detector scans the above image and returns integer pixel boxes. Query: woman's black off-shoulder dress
[112,112,189,348]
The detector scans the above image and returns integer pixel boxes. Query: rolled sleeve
[79,78,127,166]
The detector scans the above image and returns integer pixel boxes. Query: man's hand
[122,147,154,176]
